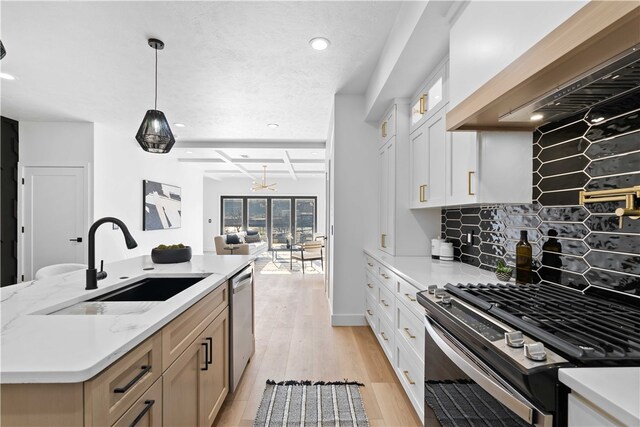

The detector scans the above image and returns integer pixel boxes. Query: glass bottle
[516,230,532,284]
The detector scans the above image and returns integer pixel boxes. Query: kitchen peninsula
[0,255,254,426]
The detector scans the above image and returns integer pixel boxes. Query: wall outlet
[463,229,474,245]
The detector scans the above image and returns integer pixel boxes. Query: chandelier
[251,166,277,192]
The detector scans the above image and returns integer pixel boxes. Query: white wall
[449,0,587,108]
[329,94,378,326]
[202,176,326,252]
[19,122,94,167]
[93,124,203,263]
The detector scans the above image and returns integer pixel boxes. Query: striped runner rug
[254,380,369,427]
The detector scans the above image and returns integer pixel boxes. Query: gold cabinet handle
[404,293,417,302]
[381,234,386,248]
[367,283,374,289]
[381,331,389,341]
[419,184,427,202]
[382,121,387,138]
[380,273,390,279]
[468,171,476,196]
[366,309,373,316]
[404,327,416,339]
[403,370,416,385]
[419,94,426,114]
[367,262,374,267]
[381,299,389,307]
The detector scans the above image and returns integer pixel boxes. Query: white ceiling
[174,146,325,180]
[0,1,402,143]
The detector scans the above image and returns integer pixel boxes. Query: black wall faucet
[86,217,138,290]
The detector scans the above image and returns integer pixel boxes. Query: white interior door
[22,166,88,281]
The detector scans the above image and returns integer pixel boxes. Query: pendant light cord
[154,47,158,110]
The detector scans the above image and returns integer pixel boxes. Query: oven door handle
[425,316,552,427]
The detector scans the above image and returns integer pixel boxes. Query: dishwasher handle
[231,265,253,293]
[233,276,252,294]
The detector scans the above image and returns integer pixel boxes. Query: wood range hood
[447,1,640,132]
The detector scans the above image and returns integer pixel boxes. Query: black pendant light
[0,40,6,60]
[135,38,175,154]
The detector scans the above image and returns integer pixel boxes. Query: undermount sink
[90,277,204,302]
[48,276,206,315]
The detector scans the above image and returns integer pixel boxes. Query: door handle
[206,337,213,365]
[201,342,209,371]
[69,237,83,242]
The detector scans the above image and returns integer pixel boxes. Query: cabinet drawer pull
[403,370,416,385]
[380,273,390,280]
[367,309,373,316]
[381,234,386,248]
[206,337,213,364]
[129,399,155,427]
[468,171,476,196]
[367,262,374,267]
[404,293,417,302]
[201,342,209,371]
[367,283,374,289]
[382,121,387,138]
[381,331,389,341]
[419,95,426,115]
[381,299,389,307]
[404,327,416,339]
[113,365,151,394]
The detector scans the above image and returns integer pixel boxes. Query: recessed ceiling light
[186,150,193,154]
[309,37,331,51]
[591,117,605,123]
[174,123,186,128]
[0,72,15,80]
[530,113,544,121]
[267,123,279,129]
[311,152,318,155]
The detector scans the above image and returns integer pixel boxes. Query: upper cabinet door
[409,108,447,209]
[410,61,448,134]
[379,104,397,146]
[446,131,479,206]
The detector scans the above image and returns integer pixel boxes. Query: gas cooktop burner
[445,282,640,365]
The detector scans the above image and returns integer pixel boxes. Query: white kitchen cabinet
[567,392,624,427]
[446,130,532,206]
[379,104,397,146]
[378,137,396,254]
[409,107,447,209]
[410,60,448,134]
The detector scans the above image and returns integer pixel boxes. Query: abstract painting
[143,180,182,230]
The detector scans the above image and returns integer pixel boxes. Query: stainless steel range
[417,282,640,427]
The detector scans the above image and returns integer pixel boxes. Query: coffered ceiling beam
[282,150,297,181]
[214,150,256,180]
[175,140,325,150]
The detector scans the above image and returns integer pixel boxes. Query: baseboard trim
[331,314,367,326]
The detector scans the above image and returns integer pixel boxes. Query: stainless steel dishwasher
[229,264,254,392]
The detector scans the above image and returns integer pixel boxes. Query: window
[271,199,292,249]
[295,199,315,243]
[220,196,317,250]
[247,198,268,241]
[222,198,243,234]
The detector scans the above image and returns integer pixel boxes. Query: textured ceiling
[0,1,401,142]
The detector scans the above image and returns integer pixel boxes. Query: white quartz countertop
[363,248,504,291]
[559,368,640,426]
[0,255,254,384]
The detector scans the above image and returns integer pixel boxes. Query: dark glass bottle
[516,230,532,284]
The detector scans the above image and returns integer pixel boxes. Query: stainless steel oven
[424,315,553,427]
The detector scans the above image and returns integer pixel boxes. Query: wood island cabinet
[1,282,231,427]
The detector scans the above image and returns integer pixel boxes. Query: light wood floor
[214,258,422,426]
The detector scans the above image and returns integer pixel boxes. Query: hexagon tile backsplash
[441,89,640,297]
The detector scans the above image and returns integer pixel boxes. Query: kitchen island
[1,254,254,426]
